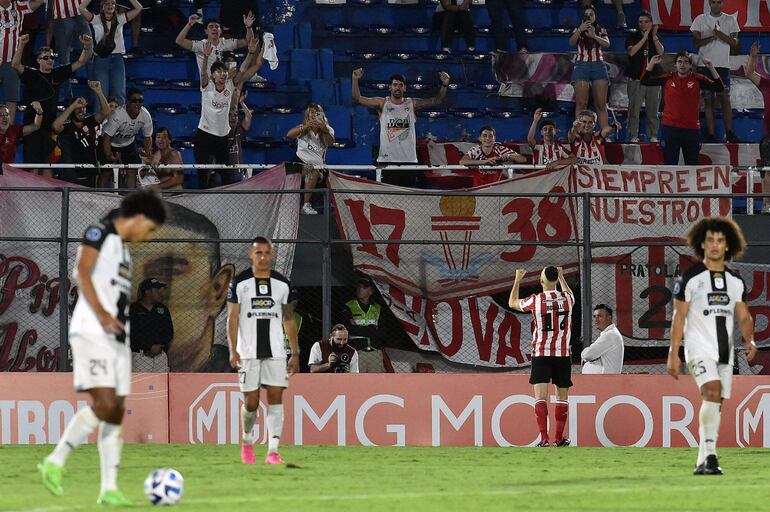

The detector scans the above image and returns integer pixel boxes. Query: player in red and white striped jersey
[0,0,44,122]
[527,108,570,168]
[459,125,526,187]
[510,266,575,447]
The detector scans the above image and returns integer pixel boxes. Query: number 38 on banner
[500,187,574,262]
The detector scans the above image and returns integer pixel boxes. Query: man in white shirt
[175,12,254,74]
[351,68,450,187]
[196,38,263,188]
[691,0,740,143]
[101,87,153,188]
[581,304,624,374]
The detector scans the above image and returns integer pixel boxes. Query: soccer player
[509,266,575,447]
[667,217,756,475]
[227,237,300,465]
[38,189,166,505]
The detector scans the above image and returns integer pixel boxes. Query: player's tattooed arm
[283,303,300,375]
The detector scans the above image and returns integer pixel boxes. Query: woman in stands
[569,5,611,132]
[78,0,144,106]
[287,104,335,215]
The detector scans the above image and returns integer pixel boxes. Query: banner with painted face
[0,165,300,372]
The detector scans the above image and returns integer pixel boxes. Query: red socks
[535,400,548,442]
[554,400,569,442]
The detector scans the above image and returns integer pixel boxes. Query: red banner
[4,373,769,447]
[0,373,169,444]
[642,0,769,31]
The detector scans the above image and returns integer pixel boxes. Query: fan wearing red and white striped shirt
[569,6,611,131]
[459,125,526,187]
[509,265,575,447]
[553,109,619,169]
[527,108,571,168]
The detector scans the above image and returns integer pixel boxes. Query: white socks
[699,401,721,462]
[48,406,100,466]
[241,404,258,445]
[266,404,284,454]
[97,422,123,494]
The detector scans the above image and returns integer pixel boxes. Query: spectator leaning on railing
[459,125,526,187]
[100,87,154,187]
[641,52,724,166]
[141,127,184,190]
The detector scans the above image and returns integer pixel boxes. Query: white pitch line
[7,483,769,512]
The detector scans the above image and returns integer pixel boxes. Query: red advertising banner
[642,0,769,31]
[0,373,169,444]
[167,374,770,448]
[3,374,769,447]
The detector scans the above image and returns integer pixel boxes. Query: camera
[330,345,350,373]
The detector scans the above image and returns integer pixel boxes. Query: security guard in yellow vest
[341,275,389,372]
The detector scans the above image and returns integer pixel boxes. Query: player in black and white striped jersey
[227,236,299,466]
[39,190,165,506]
[668,216,757,476]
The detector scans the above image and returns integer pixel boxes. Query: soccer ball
[144,468,184,505]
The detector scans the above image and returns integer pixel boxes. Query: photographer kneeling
[308,324,359,373]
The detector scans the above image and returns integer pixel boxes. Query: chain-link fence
[1,183,768,375]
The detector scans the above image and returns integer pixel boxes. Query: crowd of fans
[0,1,768,212]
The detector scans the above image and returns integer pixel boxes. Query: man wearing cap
[129,277,174,372]
[339,275,395,373]
[581,304,624,374]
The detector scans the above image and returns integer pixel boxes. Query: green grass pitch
[1,445,768,511]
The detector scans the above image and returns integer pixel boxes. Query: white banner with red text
[330,169,580,301]
[379,282,533,368]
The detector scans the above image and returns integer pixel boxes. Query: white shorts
[687,358,732,399]
[71,332,132,397]
[238,357,288,392]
